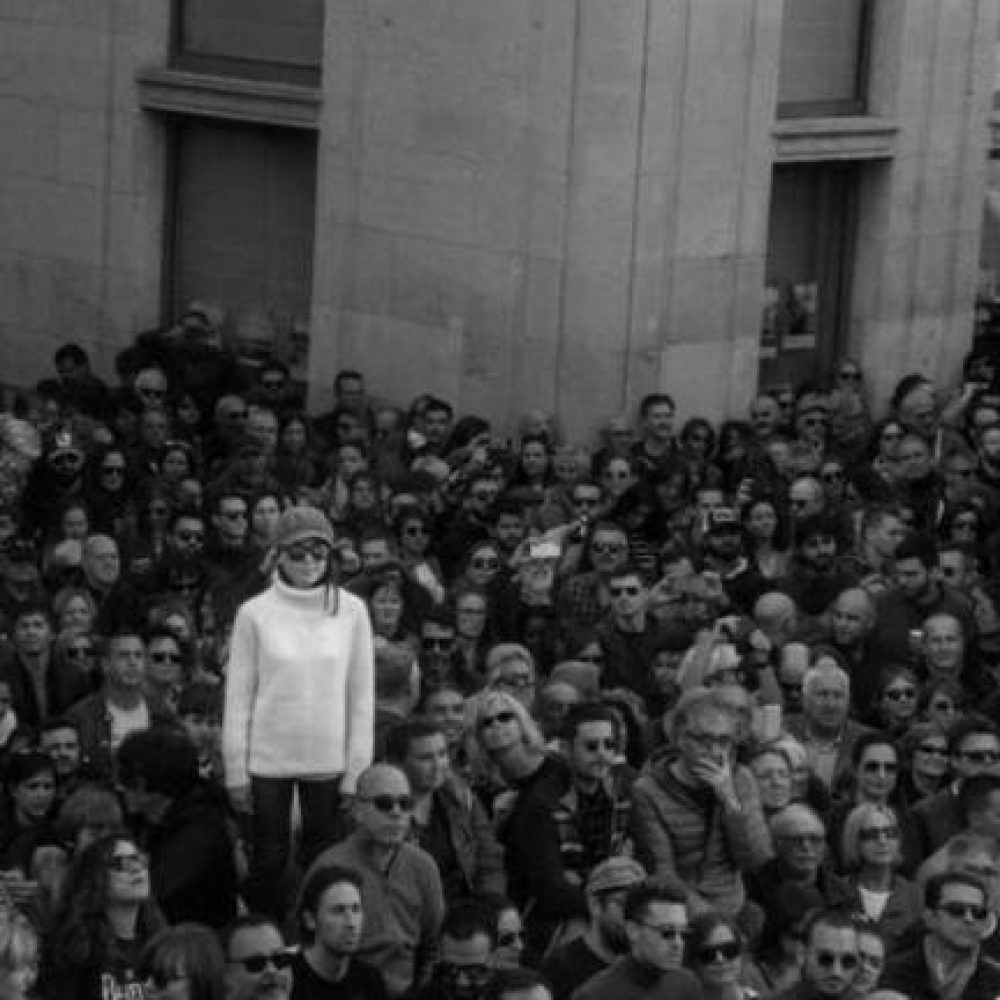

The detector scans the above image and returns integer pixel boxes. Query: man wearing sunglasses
[572,882,700,1000]
[224,914,294,1000]
[881,872,1000,1000]
[301,764,445,998]
[771,908,859,1000]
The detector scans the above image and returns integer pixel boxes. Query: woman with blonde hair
[841,802,920,954]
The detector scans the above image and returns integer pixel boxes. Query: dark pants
[245,775,343,917]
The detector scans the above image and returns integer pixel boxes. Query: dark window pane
[778,0,869,117]
[174,0,323,83]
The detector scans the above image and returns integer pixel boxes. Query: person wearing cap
[223,504,374,917]
[700,507,769,615]
[539,856,646,1000]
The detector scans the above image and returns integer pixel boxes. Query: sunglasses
[859,826,899,842]
[471,558,500,570]
[861,760,898,773]
[108,853,148,873]
[480,711,517,730]
[176,531,204,544]
[402,525,428,536]
[66,646,93,659]
[697,940,741,964]
[884,688,916,701]
[360,794,414,814]
[839,370,861,381]
[938,901,990,922]
[219,510,247,521]
[229,952,294,974]
[422,636,453,650]
[150,651,182,664]
[497,930,523,948]
[609,586,640,597]
[580,738,617,753]
[101,465,126,475]
[283,543,330,562]
[813,951,858,971]
[918,743,949,756]
[960,750,1000,764]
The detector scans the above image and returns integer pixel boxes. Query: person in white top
[224,505,374,915]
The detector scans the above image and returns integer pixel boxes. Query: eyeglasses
[283,543,330,562]
[813,951,858,971]
[108,852,148,873]
[859,826,899,842]
[938,901,990,922]
[777,833,825,848]
[861,760,898,773]
[580,738,617,753]
[360,794,414,814]
[918,743,949,757]
[696,940,741,964]
[229,952,294,974]
[609,585,641,597]
[960,750,1000,765]
[479,711,517,730]
[839,370,861,381]
[884,687,916,701]
[150,651,182,664]
[639,923,688,942]
[422,636,454,650]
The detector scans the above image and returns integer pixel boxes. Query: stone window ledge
[137,67,321,130]
[773,117,899,163]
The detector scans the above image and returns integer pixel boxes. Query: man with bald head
[302,764,445,997]
[826,588,881,713]
[754,592,800,649]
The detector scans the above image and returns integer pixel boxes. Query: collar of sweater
[272,576,337,613]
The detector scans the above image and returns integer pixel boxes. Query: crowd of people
[1,310,1000,1000]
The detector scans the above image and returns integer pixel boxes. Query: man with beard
[224,914,294,1000]
[292,865,386,1000]
[784,516,858,616]
[881,872,1000,1000]
[839,506,908,593]
[410,900,495,1000]
[699,507,767,614]
[771,908,860,1000]
[540,857,646,1000]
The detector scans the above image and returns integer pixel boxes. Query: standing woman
[223,505,374,917]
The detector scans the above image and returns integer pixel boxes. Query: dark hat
[706,507,740,534]
[274,505,336,550]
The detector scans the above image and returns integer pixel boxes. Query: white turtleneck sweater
[223,577,374,793]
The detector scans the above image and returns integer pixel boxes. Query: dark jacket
[142,783,239,929]
[417,775,506,901]
[882,942,1000,1000]
[912,785,964,857]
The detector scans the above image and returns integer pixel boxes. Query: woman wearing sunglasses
[223,505,374,918]
[44,831,166,1000]
[686,912,763,1000]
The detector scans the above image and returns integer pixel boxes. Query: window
[172,0,324,85]
[777,0,871,117]
[166,121,317,373]
[760,165,858,389]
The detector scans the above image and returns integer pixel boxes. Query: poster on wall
[781,282,818,350]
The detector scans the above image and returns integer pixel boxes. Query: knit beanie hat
[274,505,336,550]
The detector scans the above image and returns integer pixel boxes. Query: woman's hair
[680,417,717,457]
[919,676,968,718]
[469,690,546,759]
[138,924,226,1000]
[4,750,55,793]
[144,628,193,684]
[51,586,98,628]
[55,784,124,845]
[50,831,165,966]
[685,911,743,968]
[899,720,949,765]
[743,495,791,552]
[841,802,899,872]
